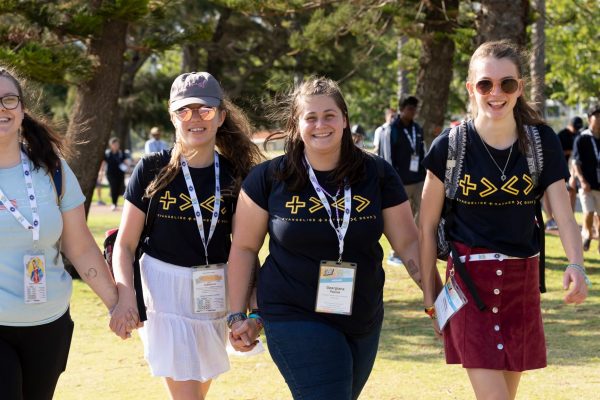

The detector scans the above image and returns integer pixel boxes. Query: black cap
[570,116,583,130]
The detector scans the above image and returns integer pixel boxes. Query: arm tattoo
[405,259,422,285]
[84,268,98,280]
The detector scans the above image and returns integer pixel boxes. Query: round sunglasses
[173,106,217,122]
[0,95,21,110]
[475,78,520,95]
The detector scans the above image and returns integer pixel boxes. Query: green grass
[54,208,600,400]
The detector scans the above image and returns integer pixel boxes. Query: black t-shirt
[124,150,237,266]
[572,134,600,190]
[557,128,579,162]
[423,122,568,257]
[390,117,426,185]
[243,155,408,336]
[104,149,130,176]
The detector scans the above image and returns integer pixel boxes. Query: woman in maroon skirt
[419,40,589,400]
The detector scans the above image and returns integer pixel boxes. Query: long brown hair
[0,67,69,172]
[265,76,366,191]
[467,40,545,153]
[145,98,263,198]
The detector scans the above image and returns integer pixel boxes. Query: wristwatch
[226,312,247,329]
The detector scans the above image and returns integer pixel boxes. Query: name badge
[24,254,47,304]
[434,276,468,330]
[409,154,420,172]
[192,263,226,313]
[315,260,357,315]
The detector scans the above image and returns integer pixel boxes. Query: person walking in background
[387,96,426,265]
[419,40,588,400]
[144,126,170,154]
[101,137,131,211]
[571,104,600,252]
[109,71,262,400]
[0,67,119,400]
[351,123,365,147]
[227,77,422,400]
[373,107,395,163]
[557,116,583,212]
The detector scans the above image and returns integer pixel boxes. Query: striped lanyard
[0,151,41,249]
[403,124,417,154]
[304,153,351,263]
[180,152,221,265]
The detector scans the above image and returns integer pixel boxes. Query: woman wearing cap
[110,72,262,399]
[420,40,588,400]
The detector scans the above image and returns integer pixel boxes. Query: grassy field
[54,194,599,400]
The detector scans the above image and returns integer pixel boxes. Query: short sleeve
[538,125,569,190]
[241,158,276,211]
[571,134,584,164]
[379,158,408,209]
[124,152,167,213]
[59,159,85,212]
[422,128,450,183]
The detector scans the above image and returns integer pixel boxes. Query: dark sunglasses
[475,78,520,95]
[0,95,21,110]
[173,106,217,122]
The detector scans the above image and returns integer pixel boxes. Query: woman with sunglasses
[110,72,262,400]
[227,77,422,399]
[0,67,118,399]
[419,40,589,400]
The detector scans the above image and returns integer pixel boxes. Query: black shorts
[0,309,74,400]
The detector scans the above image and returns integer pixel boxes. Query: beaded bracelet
[566,263,592,287]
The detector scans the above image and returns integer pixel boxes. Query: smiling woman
[109,71,263,400]
[226,76,423,400]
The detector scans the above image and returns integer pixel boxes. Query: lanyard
[180,152,221,265]
[0,151,41,248]
[403,124,417,154]
[304,154,351,263]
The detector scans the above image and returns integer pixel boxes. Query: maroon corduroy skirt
[443,242,547,372]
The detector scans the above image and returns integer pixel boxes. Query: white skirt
[139,254,230,381]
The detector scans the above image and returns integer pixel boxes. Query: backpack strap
[50,161,64,206]
[525,125,547,293]
[133,152,168,322]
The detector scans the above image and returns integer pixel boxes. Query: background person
[571,104,600,252]
[110,71,262,400]
[101,137,131,211]
[0,67,119,400]
[227,77,422,400]
[144,126,170,154]
[419,40,588,400]
[372,107,395,163]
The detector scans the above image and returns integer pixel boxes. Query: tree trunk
[181,43,201,72]
[415,0,459,145]
[65,18,129,216]
[476,0,529,47]
[530,0,546,117]
[396,35,410,101]
[206,7,232,77]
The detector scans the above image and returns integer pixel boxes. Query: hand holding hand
[229,319,260,352]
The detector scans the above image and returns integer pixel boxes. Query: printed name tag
[192,263,226,313]
[409,155,420,172]
[315,260,357,315]
[24,254,47,304]
[434,276,468,330]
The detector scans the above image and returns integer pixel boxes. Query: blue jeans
[264,319,382,400]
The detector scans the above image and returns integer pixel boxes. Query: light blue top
[0,158,85,326]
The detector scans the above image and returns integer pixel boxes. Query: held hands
[109,288,143,340]
[563,265,590,305]
[229,318,261,352]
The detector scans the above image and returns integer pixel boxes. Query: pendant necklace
[478,134,514,181]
